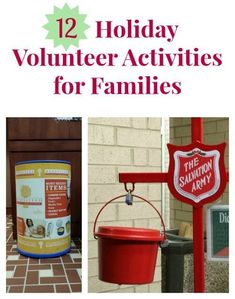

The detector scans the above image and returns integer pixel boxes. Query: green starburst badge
[43,3,89,50]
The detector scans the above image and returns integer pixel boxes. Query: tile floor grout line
[6,232,13,244]
[28,262,79,267]
[61,256,72,293]
[7,283,82,287]
[12,264,17,282]
[23,256,30,293]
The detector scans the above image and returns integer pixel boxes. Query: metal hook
[124,182,135,193]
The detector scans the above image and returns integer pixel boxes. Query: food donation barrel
[15,160,71,258]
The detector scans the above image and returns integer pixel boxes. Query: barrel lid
[15,160,71,165]
[96,226,163,241]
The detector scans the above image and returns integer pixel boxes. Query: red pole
[192,117,203,142]
[193,206,205,292]
[191,117,205,292]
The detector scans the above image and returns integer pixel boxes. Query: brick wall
[88,118,163,293]
[169,118,229,228]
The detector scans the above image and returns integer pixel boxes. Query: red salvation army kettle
[93,193,167,285]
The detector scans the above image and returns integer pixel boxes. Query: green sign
[207,205,229,261]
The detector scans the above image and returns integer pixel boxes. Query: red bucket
[93,194,166,285]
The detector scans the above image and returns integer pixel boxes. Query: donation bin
[161,229,193,293]
[94,194,166,285]
[15,160,71,258]
[162,229,227,293]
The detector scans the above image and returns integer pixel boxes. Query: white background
[0,0,234,296]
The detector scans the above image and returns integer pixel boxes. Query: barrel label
[16,162,71,256]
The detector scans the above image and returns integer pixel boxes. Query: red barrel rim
[96,226,164,241]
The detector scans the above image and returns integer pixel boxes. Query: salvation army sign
[167,142,227,207]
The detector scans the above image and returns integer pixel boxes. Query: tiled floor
[6,214,82,293]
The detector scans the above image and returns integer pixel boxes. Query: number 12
[56,18,77,38]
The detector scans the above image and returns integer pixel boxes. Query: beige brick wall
[169,118,229,228]
[88,118,163,293]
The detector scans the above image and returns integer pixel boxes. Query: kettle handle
[93,194,166,242]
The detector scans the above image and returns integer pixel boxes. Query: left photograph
[6,117,82,293]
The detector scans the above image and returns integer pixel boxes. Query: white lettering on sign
[45,181,67,192]
[219,212,229,223]
[183,157,199,172]
[45,169,69,175]
[179,159,213,192]
[16,169,35,176]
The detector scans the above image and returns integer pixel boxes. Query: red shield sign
[167,142,227,207]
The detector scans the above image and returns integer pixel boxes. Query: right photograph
[88,117,229,293]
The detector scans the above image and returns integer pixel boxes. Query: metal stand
[119,117,229,293]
